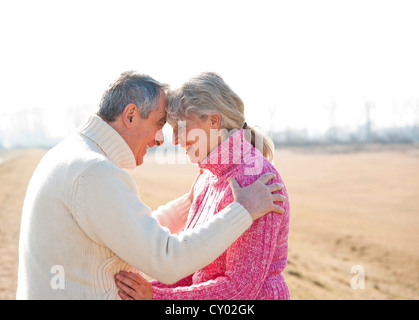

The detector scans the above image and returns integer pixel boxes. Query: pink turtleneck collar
[198,129,256,177]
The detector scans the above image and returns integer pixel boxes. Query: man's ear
[208,114,221,129]
[122,104,137,127]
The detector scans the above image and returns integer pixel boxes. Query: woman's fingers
[115,272,153,300]
[115,276,137,299]
[118,286,134,300]
[119,271,148,285]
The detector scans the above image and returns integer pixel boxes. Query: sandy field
[0,145,418,300]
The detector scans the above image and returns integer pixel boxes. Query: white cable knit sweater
[16,115,252,300]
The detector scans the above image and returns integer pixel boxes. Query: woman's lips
[181,143,193,153]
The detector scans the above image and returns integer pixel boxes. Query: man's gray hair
[97,71,168,122]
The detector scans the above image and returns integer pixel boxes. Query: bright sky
[1,0,419,141]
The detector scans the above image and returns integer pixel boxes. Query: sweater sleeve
[151,274,193,289]
[151,194,191,234]
[151,212,282,300]
[151,166,287,300]
[71,162,252,285]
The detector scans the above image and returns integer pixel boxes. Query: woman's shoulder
[230,155,281,187]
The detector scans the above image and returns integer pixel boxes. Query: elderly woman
[115,72,291,300]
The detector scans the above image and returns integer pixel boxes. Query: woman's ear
[208,114,221,130]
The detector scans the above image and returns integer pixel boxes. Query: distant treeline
[1,125,419,150]
[1,104,419,149]
[270,125,419,147]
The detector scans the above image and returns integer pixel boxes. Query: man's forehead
[152,94,167,117]
[157,107,167,119]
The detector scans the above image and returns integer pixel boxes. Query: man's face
[129,93,167,166]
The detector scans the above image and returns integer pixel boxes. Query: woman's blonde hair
[166,72,275,162]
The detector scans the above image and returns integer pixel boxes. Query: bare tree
[409,99,419,141]
[415,100,419,140]
[364,100,374,142]
[267,104,277,136]
[324,98,338,142]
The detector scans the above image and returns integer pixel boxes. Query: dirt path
[1,147,418,299]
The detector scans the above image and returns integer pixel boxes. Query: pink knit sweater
[152,129,290,300]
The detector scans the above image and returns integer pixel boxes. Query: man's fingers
[271,204,285,214]
[228,173,287,220]
[269,183,283,193]
[272,193,286,202]
[257,172,277,185]
[228,177,240,192]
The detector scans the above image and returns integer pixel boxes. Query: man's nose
[155,130,165,146]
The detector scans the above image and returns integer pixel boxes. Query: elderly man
[16,71,285,299]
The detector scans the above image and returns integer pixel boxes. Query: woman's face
[172,113,221,163]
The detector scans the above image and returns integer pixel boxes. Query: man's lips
[142,145,151,155]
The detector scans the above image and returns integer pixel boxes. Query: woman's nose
[172,129,179,145]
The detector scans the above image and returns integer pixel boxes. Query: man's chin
[136,156,144,166]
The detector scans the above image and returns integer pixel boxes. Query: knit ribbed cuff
[151,286,165,300]
[218,202,252,233]
[172,194,192,221]
[151,202,252,300]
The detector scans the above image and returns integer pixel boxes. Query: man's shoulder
[45,133,117,178]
